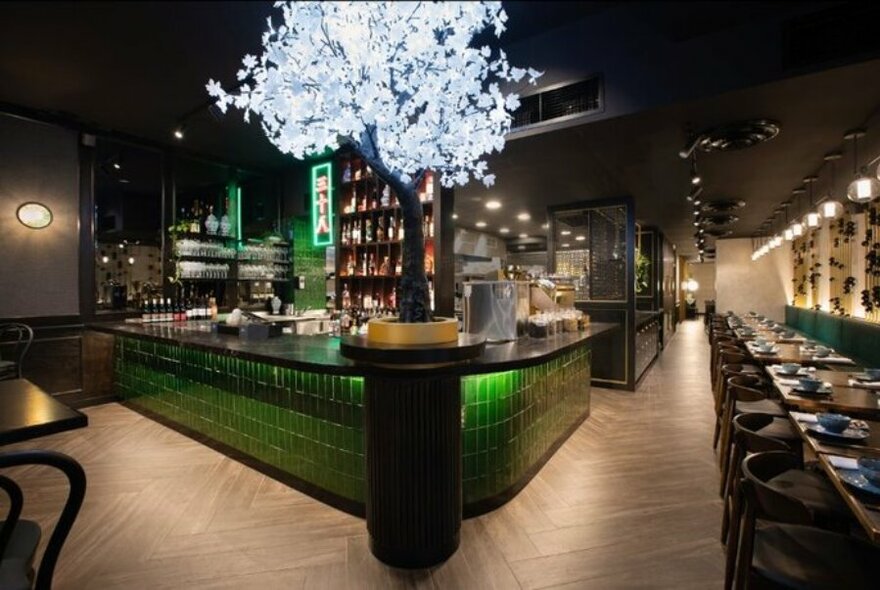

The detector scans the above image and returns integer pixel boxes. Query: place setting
[785,375,835,398]
[800,342,855,365]
[848,368,880,391]
[745,337,780,358]
[790,411,872,442]
[826,455,880,507]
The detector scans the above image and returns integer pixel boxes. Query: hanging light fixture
[819,152,843,219]
[690,153,701,185]
[845,128,880,204]
[801,177,821,228]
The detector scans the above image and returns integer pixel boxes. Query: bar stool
[728,451,878,590]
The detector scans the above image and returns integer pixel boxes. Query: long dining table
[724,313,880,543]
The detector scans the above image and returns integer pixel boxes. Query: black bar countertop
[91,320,620,377]
[636,310,663,327]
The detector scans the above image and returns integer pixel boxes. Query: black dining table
[0,378,88,445]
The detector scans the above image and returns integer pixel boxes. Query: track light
[173,124,186,140]
[690,154,701,185]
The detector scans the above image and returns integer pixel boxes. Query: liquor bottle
[342,161,352,183]
[368,254,376,276]
[340,309,351,332]
[394,257,402,275]
[165,298,173,322]
[365,218,372,243]
[361,188,368,212]
[354,162,362,181]
[429,279,435,311]
[388,214,396,241]
[185,298,193,321]
[399,222,404,241]
[200,297,209,320]
[426,172,434,201]
[389,288,396,310]
[376,216,385,242]
[379,256,390,276]
[350,185,357,214]
[370,190,378,210]
[141,299,150,323]
[381,184,391,207]
[341,221,348,245]
[361,254,367,277]
[346,254,355,277]
[190,201,201,233]
[426,213,434,238]
[342,283,351,309]
[209,297,218,321]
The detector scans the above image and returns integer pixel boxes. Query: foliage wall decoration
[792,234,808,307]
[828,215,855,316]
[864,204,880,322]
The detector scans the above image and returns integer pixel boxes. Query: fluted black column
[364,374,461,568]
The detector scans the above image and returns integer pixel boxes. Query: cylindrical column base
[364,374,462,568]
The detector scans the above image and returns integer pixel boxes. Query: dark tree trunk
[352,136,432,323]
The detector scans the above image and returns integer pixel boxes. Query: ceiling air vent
[510,76,603,130]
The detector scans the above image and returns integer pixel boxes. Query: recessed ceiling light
[561,243,570,247]
[112,162,121,170]
[541,223,549,229]
[476,221,487,228]
[173,125,185,140]
[452,213,458,220]
[499,227,510,234]
[519,233,528,238]
[517,212,530,221]
[517,245,526,250]
[485,200,501,210]
[575,235,586,241]
[561,230,571,236]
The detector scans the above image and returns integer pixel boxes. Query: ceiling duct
[679,119,780,157]
[701,199,746,213]
[703,213,740,227]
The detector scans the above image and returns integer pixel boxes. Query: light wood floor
[2,320,723,589]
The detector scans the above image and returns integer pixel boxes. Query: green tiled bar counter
[95,321,615,516]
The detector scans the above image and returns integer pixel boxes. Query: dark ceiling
[2,1,877,257]
[458,57,880,255]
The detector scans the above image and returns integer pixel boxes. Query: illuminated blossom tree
[208,1,539,323]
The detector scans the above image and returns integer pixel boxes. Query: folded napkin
[828,455,859,470]
[848,379,880,390]
[814,355,854,364]
[777,378,802,387]
[790,411,818,423]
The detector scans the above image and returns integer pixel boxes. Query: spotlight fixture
[475,221,487,228]
[685,186,704,203]
[844,129,879,203]
[518,233,528,239]
[517,212,531,221]
[690,154,701,185]
[820,152,843,219]
[541,223,549,230]
[560,230,571,236]
[485,200,501,210]
[101,255,109,264]
[128,257,135,265]
[499,227,509,234]
[452,213,458,220]
[173,124,186,140]
[575,235,586,241]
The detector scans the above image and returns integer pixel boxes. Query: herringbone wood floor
[2,321,723,588]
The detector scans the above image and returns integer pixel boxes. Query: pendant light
[845,128,880,204]
[802,177,821,228]
[820,152,843,219]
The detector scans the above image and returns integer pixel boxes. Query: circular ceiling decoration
[696,119,780,153]
[703,213,740,227]
[703,228,733,238]
[16,202,53,229]
[701,199,746,213]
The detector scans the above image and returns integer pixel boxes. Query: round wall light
[16,202,53,229]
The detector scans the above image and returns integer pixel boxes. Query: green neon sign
[311,162,334,247]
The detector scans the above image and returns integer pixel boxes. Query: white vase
[219,214,231,237]
[205,212,219,235]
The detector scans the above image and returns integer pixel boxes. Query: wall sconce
[16,202,53,229]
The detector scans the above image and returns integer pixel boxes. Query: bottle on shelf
[381,184,391,207]
[185,298,194,321]
[429,279,435,311]
[388,214,396,241]
[342,283,351,309]
[341,221,349,245]
[370,189,378,210]
[379,256,390,276]
[209,297,218,321]
[342,161,352,183]
[376,216,385,242]
[141,299,150,323]
[350,184,357,214]
[361,253,367,277]
[394,257,402,275]
[368,253,376,276]
[189,201,201,234]
[361,188,368,212]
[365,218,372,243]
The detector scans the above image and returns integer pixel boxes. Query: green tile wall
[114,337,365,502]
[461,348,591,505]
[290,216,327,311]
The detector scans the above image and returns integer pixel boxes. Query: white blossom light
[207,1,541,190]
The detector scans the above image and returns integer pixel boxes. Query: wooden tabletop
[788,412,880,457]
[769,369,880,419]
[0,379,88,445]
[817,454,880,544]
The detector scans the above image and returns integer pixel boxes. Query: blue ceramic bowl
[798,377,823,392]
[772,326,785,333]
[757,344,775,353]
[857,457,880,487]
[817,413,851,434]
[864,368,880,381]
[754,338,768,346]
[782,330,796,338]
[813,346,831,358]
[779,363,801,375]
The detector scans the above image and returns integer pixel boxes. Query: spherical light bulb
[784,228,794,241]
[805,212,821,228]
[791,222,804,237]
[847,174,880,204]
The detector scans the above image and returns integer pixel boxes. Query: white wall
[687,262,716,312]
[716,238,793,322]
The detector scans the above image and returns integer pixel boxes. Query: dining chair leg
[723,482,742,590]
[721,443,741,542]
[718,401,733,472]
[733,503,755,590]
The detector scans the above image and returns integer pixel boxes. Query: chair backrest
[718,349,747,366]
[0,323,34,378]
[740,451,813,526]
[727,376,767,403]
[732,413,792,454]
[0,450,86,590]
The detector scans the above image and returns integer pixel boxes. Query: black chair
[730,451,879,590]
[0,324,34,381]
[0,450,86,590]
